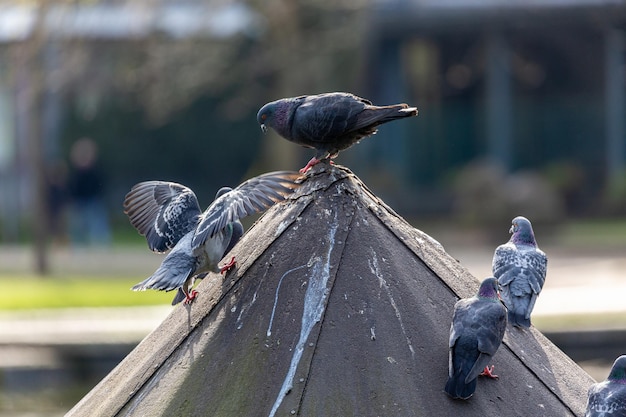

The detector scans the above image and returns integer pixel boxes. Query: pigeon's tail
[378,104,418,120]
[171,288,187,305]
[131,254,195,295]
[361,104,418,127]
[508,310,531,328]
[444,373,477,400]
[397,105,419,117]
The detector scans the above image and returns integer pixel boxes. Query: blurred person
[67,137,111,246]
[47,160,69,245]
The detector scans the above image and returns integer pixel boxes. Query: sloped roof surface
[68,164,593,417]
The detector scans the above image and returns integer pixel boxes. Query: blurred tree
[3,0,367,273]
[8,2,49,274]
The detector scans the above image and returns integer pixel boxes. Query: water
[0,342,135,417]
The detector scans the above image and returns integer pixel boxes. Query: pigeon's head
[608,355,626,382]
[257,100,281,134]
[509,216,536,245]
[257,97,304,139]
[477,277,500,300]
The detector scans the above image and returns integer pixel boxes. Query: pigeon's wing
[465,352,492,384]
[586,381,626,416]
[475,301,507,355]
[500,249,547,296]
[124,181,202,253]
[292,93,371,143]
[466,301,507,381]
[449,299,469,349]
[191,171,300,249]
[492,243,519,285]
[585,383,603,417]
[449,298,498,382]
[448,299,469,377]
[524,249,548,294]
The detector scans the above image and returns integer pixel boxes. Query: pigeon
[123,171,301,305]
[585,355,626,417]
[257,92,418,173]
[492,216,548,328]
[445,277,507,400]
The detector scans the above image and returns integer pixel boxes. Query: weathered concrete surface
[67,164,594,417]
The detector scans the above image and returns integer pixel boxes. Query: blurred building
[1,0,626,244]
[361,0,626,214]
[0,1,264,244]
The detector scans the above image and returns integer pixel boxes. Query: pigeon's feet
[220,256,237,274]
[299,157,321,174]
[183,290,198,305]
[479,365,499,379]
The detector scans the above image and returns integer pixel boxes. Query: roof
[67,164,594,416]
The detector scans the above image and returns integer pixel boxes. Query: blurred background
[1,0,626,415]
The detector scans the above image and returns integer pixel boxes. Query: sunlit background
[1,0,626,415]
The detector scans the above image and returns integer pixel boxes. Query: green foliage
[602,170,626,215]
[558,218,626,247]
[0,275,172,310]
[451,159,565,242]
[534,311,626,332]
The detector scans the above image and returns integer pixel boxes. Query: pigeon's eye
[261,113,267,121]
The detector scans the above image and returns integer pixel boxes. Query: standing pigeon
[123,171,301,305]
[492,216,548,328]
[445,277,507,400]
[585,355,626,417]
[257,92,418,173]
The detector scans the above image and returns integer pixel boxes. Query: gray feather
[492,216,547,328]
[257,92,418,168]
[585,355,626,416]
[445,277,507,400]
[131,235,196,292]
[123,181,201,253]
[191,171,300,249]
[126,171,300,304]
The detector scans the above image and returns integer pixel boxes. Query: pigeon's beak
[509,225,514,234]
[260,124,267,134]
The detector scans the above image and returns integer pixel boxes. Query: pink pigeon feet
[479,365,499,379]
[220,256,237,274]
[299,157,321,174]
[299,157,335,174]
[183,290,198,305]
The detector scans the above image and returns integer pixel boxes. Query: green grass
[534,312,626,332]
[558,218,626,247]
[0,274,173,310]
[5,217,626,311]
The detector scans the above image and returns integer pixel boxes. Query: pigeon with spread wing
[124,171,301,305]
